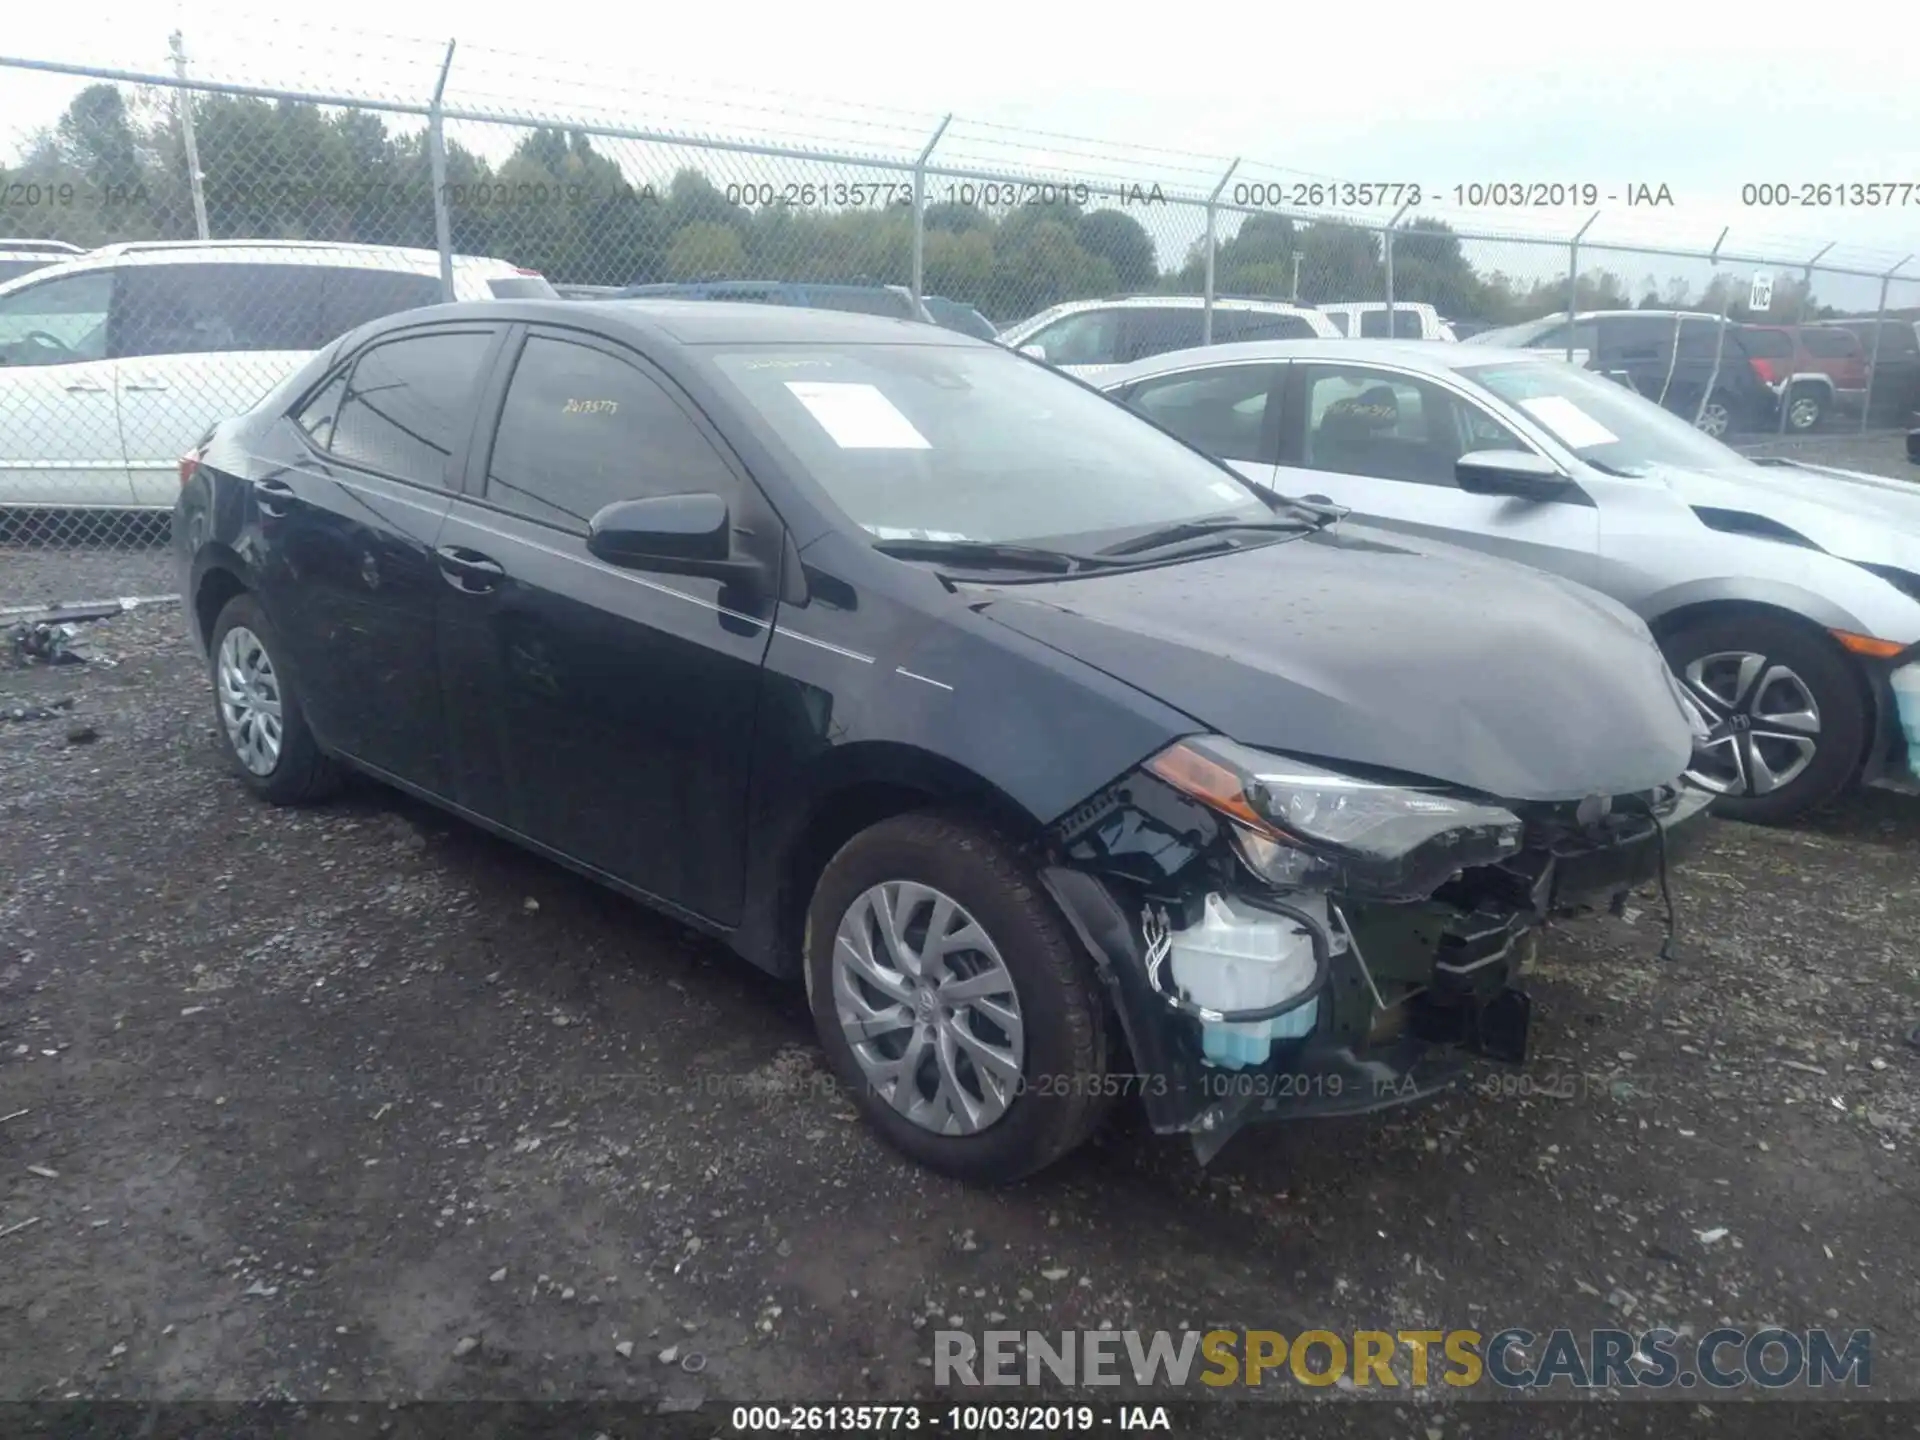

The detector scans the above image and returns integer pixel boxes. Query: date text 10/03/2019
[729,1404,1173,1432]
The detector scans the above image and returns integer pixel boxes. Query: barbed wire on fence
[0,30,1915,567]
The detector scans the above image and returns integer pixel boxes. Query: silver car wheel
[217,625,284,776]
[1787,394,1822,430]
[1694,400,1731,438]
[831,880,1026,1137]
[1679,650,1820,797]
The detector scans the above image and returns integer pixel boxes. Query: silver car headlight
[1144,736,1524,901]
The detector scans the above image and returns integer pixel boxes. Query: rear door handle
[123,378,171,392]
[435,545,506,593]
[63,380,109,394]
[253,478,296,516]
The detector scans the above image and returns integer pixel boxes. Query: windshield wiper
[870,537,1114,573]
[1095,515,1319,558]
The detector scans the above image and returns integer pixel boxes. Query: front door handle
[123,379,171,392]
[63,379,109,394]
[435,545,506,593]
[254,478,296,516]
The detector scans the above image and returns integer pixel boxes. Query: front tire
[1661,614,1864,825]
[806,811,1114,1184]
[207,592,342,805]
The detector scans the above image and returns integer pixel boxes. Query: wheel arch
[732,741,1046,980]
[190,546,253,650]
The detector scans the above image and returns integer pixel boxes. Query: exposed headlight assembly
[1145,735,1524,901]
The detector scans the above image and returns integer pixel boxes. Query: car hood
[1645,457,1920,567]
[969,527,1695,803]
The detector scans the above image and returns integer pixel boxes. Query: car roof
[350,297,982,348]
[0,239,87,255]
[1094,337,1545,387]
[27,240,525,273]
[1034,294,1318,316]
[1316,300,1440,313]
[623,279,902,294]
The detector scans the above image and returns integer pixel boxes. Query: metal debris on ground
[6,621,91,668]
[3,597,177,670]
[2,698,75,725]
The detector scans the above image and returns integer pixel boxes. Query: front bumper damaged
[1039,768,1713,1163]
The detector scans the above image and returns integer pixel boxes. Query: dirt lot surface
[1,431,1916,1436]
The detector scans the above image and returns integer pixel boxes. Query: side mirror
[1455,449,1575,501]
[1908,428,1919,466]
[586,492,763,586]
[1019,343,1048,361]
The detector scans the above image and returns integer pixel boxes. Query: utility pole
[169,31,209,239]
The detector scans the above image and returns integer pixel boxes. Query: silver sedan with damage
[1097,339,1920,824]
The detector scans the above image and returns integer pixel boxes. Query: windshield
[1460,358,1743,475]
[705,344,1285,548]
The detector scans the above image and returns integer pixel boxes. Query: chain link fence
[2,41,1917,600]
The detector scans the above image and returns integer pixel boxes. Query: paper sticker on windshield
[785,382,930,449]
[862,525,968,541]
[1519,395,1618,448]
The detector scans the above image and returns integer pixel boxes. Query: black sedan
[174,299,1710,1183]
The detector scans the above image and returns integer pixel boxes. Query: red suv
[1737,324,1869,432]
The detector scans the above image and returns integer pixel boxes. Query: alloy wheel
[1678,650,1821,797]
[217,625,284,776]
[831,880,1026,1136]
[1694,400,1731,438]
[1787,395,1822,430]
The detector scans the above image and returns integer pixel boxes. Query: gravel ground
[1,439,1917,1435]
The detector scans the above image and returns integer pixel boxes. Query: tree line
[2,83,1836,325]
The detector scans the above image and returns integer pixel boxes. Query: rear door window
[1599,314,1677,360]
[1120,307,1206,362]
[111,262,329,357]
[324,329,496,488]
[1797,328,1860,358]
[1676,319,1738,360]
[1124,363,1283,463]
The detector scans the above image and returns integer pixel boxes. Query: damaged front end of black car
[1036,735,1713,1162]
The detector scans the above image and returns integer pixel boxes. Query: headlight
[1144,736,1524,900]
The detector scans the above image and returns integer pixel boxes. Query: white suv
[0,240,551,510]
[997,295,1340,379]
[1316,301,1458,341]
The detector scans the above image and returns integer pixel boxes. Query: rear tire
[1691,389,1737,439]
[1784,384,1826,432]
[1661,614,1864,825]
[806,811,1114,1184]
[207,592,342,806]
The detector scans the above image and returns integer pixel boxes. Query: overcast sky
[4,0,1915,306]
